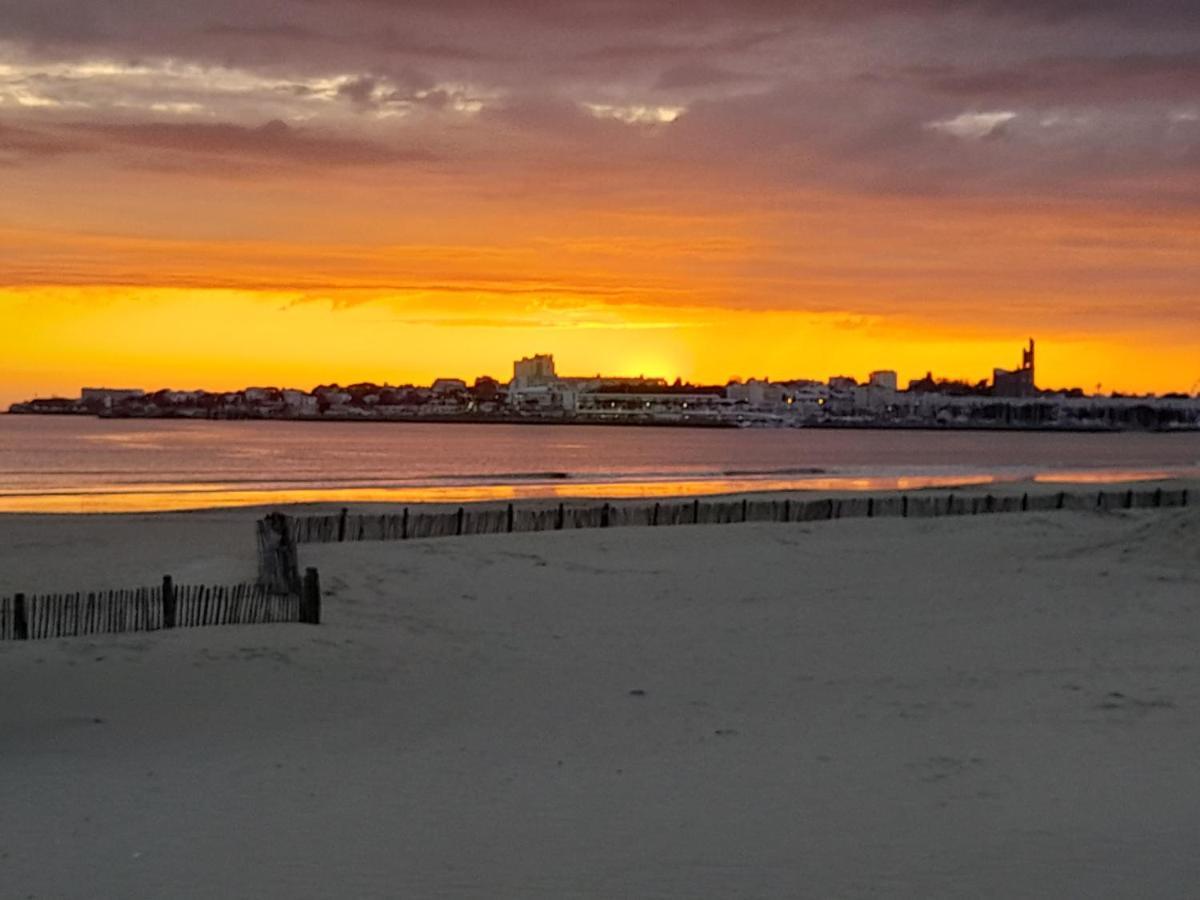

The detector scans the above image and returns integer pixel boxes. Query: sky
[2,0,1199,403]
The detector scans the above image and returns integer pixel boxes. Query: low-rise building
[81,387,144,410]
[431,378,468,395]
[868,370,898,391]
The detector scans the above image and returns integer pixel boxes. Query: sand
[2,493,1199,898]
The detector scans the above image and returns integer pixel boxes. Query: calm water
[1,415,1198,512]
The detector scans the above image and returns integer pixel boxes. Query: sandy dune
[2,500,1199,898]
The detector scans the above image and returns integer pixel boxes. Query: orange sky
[2,4,1199,403]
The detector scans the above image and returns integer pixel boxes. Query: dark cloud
[290,0,1200,29]
[0,0,1196,205]
[0,121,86,163]
[68,119,434,168]
[907,52,1200,102]
[202,23,319,41]
[336,76,381,106]
[655,62,750,90]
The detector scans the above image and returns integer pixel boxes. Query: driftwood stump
[257,513,301,595]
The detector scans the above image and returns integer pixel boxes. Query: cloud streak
[0,0,1197,391]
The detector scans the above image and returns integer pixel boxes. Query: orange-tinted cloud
[1,1,1198,401]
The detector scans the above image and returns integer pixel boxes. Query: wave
[721,466,827,477]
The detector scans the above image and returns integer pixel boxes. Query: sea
[1,415,1198,513]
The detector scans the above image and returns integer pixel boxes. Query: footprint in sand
[1097,691,1175,716]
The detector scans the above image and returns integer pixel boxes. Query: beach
[2,489,1199,898]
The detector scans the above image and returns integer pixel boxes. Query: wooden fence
[0,570,322,642]
[279,486,1190,547]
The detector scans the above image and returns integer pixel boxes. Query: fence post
[1183,488,1189,507]
[257,513,301,595]
[1057,491,1066,510]
[456,506,465,536]
[402,507,409,539]
[162,575,176,629]
[1155,488,1163,508]
[302,568,321,625]
[1021,493,1029,512]
[867,497,874,518]
[693,498,700,524]
[337,507,349,542]
[1125,489,1133,509]
[507,503,514,533]
[741,498,748,522]
[14,593,28,640]
[601,503,611,528]
[652,502,660,526]
[557,503,565,530]
[901,495,908,518]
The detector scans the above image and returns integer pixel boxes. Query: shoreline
[7,409,1198,434]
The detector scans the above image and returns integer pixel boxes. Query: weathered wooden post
[401,507,409,539]
[692,498,700,524]
[1183,488,1189,507]
[1154,487,1163,508]
[652,502,660,526]
[557,502,566,530]
[257,513,301,595]
[741,498,748,522]
[162,575,176,629]
[867,497,875,518]
[507,503,515,533]
[14,593,28,640]
[337,507,349,542]
[1021,493,1029,512]
[301,567,321,625]
[1057,491,1066,510]
[456,506,465,536]
[1125,489,1134,509]
[901,495,908,518]
[601,502,611,527]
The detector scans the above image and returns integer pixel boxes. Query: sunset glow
[2,2,1199,402]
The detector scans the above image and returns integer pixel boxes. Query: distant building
[431,378,468,395]
[244,387,281,404]
[512,354,557,390]
[81,387,144,410]
[314,386,352,407]
[868,370,898,392]
[281,389,318,414]
[993,339,1037,398]
[164,390,205,404]
[472,376,502,401]
[907,372,938,392]
[828,376,858,390]
[576,384,727,421]
[726,378,785,407]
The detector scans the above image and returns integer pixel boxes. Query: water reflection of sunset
[0,471,1183,514]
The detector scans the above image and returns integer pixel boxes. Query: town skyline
[3,330,1198,410]
[13,345,1200,434]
